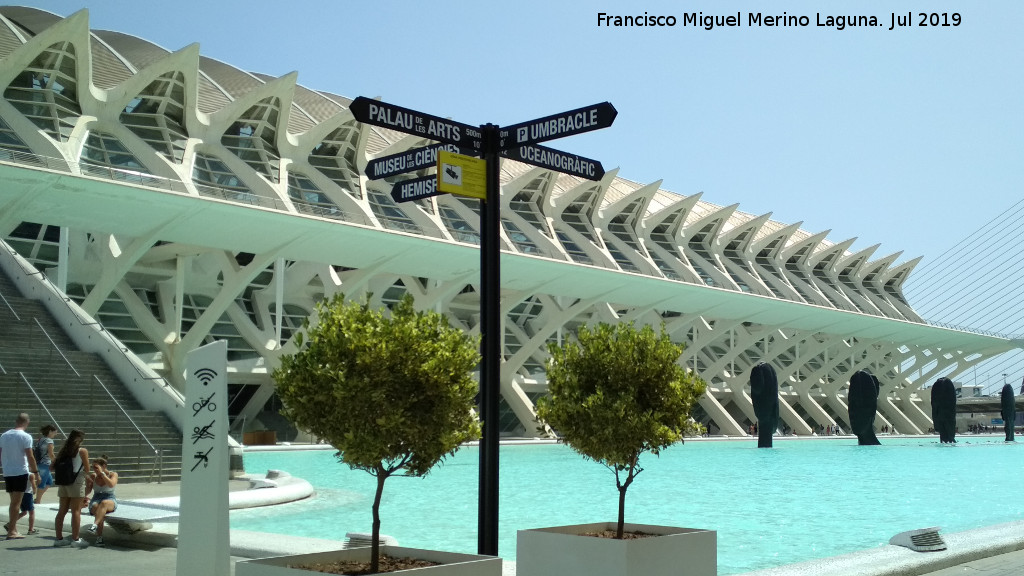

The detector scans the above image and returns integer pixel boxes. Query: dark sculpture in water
[1001,384,1015,442]
[931,377,957,443]
[847,370,881,445]
[749,362,779,448]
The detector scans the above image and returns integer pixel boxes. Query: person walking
[34,424,57,504]
[4,470,38,536]
[52,429,89,548]
[85,455,118,547]
[0,412,40,540]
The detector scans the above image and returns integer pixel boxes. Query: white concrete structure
[0,7,1017,438]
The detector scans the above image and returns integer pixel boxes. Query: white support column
[174,256,188,342]
[698,393,745,436]
[274,258,284,346]
[778,396,814,435]
[56,225,69,293]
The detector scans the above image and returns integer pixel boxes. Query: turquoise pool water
[232,438,1024,575]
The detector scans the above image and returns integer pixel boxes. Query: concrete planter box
[517,522,716,576]
[235,545,502,576]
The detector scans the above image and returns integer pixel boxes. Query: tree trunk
[616,484,627,539]
[371,471,388,573]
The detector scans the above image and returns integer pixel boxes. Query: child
[34,424,57,504]
[3,471,38,536]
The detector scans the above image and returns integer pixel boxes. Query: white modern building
[0,7,1017,438]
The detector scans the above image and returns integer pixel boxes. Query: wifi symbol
[194,368,218,385]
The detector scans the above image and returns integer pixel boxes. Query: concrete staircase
[0,268,183,485]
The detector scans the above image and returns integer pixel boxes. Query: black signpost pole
[478,123,501,556]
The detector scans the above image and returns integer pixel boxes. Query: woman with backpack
[33,425,57,504]
[52,429,89,548]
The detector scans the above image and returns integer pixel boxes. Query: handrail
[33,317,80,377]
[1,241,178,394]
[18,372,65,438]
[0,146,371,226]
[0,287,20,321]
[924,320,1018,340]
[93,375,162,483]
[229,414,247,443]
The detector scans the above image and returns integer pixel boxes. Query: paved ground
[4,478,1024,576]
[918,549,1024,576]
[2,529,238,576]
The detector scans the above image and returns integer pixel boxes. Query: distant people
[34,424,57,504]
[52,429,89,547]
[3,469,37,536]
[1,412,40,540]
[85,455,118,547]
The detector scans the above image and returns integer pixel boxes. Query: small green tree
[536,321,706,539]
[273,294,480,572]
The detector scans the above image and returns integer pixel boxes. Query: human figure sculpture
[1001,384,1015,442]
[847,370,881,445]
[749,362,779,448]
[930,377,957,443]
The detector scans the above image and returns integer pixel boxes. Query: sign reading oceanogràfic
[350,96,483,153]
[501,144,606,181]
[390,175,444,203]
[498,102,617,149]
[437,150,487,200]
[366,143,472,181]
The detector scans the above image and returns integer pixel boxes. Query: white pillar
[274,258,284,345]
[175,256,188,341]
[56,226,69,293]
[177,340,230,576]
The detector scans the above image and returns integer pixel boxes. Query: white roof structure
[0,7,1016,437]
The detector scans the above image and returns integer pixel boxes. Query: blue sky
[29,0,1021,265]
[23,1,1024,385]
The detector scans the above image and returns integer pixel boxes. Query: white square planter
[517,522,716,576]
[235,545,502,576]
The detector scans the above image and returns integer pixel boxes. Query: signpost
[390,175,444,203]
[501,143,606,181]
[351,95,616,557]
[366,143,471,181]
[498,102,617,148]
[350,96,483,153]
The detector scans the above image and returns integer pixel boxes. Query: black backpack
[32,439,45,464]
[53,456,81,486]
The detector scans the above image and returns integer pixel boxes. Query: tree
[536,321,706,539]
[273,294,480,572]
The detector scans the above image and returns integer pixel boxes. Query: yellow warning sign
[437,150,486,200]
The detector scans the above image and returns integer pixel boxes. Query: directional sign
[390,175,444,203]
[350,96,483,153]
[499,102,617,149]
[501,143,606,181]
[366,143,471,180]
[438,151,486,199]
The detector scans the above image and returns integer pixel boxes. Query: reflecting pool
[232,437,1024,574]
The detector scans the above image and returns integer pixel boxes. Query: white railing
[93,375,163,483]
[17,372,65,438]
[33,317,80,377]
